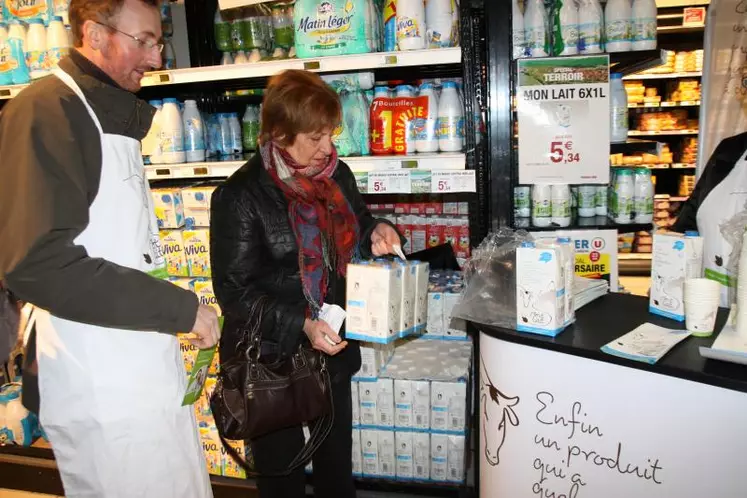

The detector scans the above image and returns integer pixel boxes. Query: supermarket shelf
[0,84,28,100]
[628,101,700,108]
[619,253,652,260]
[517,216,653,233]
[144,153,467,180]
[610,138,661,155]
[354,169,476,194]
[140,48,462,87]
[623,71,702,80]
[628,129,699,137]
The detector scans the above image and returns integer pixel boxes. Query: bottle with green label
[214,7,231,52]
[272,3,294,49]
[242,105,259,152]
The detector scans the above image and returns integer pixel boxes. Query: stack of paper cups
[684,278,720,337]
[737,230,747,335]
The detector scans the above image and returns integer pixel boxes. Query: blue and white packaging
[413,432,431,480]
[358,379,377,427]
[430,433,449,482]
[394,379,413,428]
[346,261,404,343]
[395,431,414,480]
[352,428,363,476]
[446,435,465,482]
[3,0,51,26]
[361,429,379,476]
[650,232,704,321]
[351,380,360,427]
[377,430,396,478]
[430,381,466,434]
[0,383,39,446]
[412,261,430,332]
[376,378,394,428]
[516,242,566,336]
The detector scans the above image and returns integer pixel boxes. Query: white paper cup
[684,278,720,301]
[684,299,719,337]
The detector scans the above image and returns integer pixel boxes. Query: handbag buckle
[292,348,307,370]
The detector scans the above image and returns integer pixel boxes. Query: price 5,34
[549,141,580,164]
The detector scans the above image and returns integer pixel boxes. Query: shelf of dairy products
[628,129,699,136]
[623,71,702,80]
[628,101,701,108]
[139,48,462,88]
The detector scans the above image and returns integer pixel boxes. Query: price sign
[432,171,477,193]
[517,56,610,184]
[368,171,412,194]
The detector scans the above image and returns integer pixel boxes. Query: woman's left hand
[371,223,401,257]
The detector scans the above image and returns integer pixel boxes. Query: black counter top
[473,293,747,394]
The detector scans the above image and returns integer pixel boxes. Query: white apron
[34,69,212,498]
[697,149,747,308]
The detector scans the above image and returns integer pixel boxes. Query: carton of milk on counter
[376,378,395,428]
[650,231,704,321]
[377,430,396,478]
[352,428,363,476]
[359,379,378,427]
[413,432,431,480]
[361,429,380,477]
[516,242,566,336]
[160,230,189,277]
[412,380,431,430]
[430,433,449,482]
[412,261,430,332]
[351,381,360,427]
[181,186,215,228]
[395,431,414,480]
[183,229,211,277]
[346,262,403,343]
[152,188,185,229]
[394,379,413,428]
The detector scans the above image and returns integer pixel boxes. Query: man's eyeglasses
[95,21,164,53]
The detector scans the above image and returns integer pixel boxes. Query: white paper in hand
[320,303,347,345]
[393,244,407,261]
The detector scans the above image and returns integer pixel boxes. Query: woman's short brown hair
[260,70,342,147]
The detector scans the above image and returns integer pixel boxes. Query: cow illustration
[651,272,682,311]
[480,355,519,466]
[517,282,555,326]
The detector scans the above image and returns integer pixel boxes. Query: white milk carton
[358,344,381,379]
[516,242,566,336]
[346,262,403,343]
[447,435,465,482]
[430,433,449,482]
[430,381,450,432]
[398,261,417,336]
[152,188,185,229]
[352,428,363,476]
[395,431,414,480]
[447,382,467,433]
[181,186,215,228]
[359,380,378,427]
[351,381,360,427]
[443,291,467,340]
[412,261,430,333]
[426,292,444,337]
[394,379,413,428]
[650,232,704,321]
[361,429,379,476]
[376,378,395,428]
[412,380,431,430]
[413,432,431,481]
[377,430,396,478]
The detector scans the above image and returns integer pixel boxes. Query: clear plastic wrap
[451,228,533,329]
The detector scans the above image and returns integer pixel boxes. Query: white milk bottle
[219,113,233,156]
[532,183,552,228]
[159,98,186,164]
[415,82,439,153]
[577,185,597,217]
[8,20,26,43]
[578,0,603,54]
[610,73,629,143]
[25,19,47,79]
[425,0,453,48]
[46,16,69,70]
[632,0,657,51]
[614,169,634,224]
[633,168,654,223]
[514,186,531,218]
[163,39,176,69]
[595,185,608,216]
[397,0,426,50]
[53,0,71,25]
[553,0,579,56]
[512,0,526,59]
[143,100,163,164]
[551,184,571,227]
[182,100,206,163]
[605,0,632,53]
[437,81,464,152]
[396,84,417,154]
[524,0,548,58]
[229,112,243,154]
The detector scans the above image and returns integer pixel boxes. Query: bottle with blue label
[6,22,29,85]
[159,98,186,164]
[182,100,205,163]
[228,112,243,155]
[46,16,69,70]
[436,81,464,152]
[218,114,233,156]
[415,82,439,153]
[0,22,11,85]
[25,18,48,80]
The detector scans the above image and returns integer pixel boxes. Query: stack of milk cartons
[426,270,468,340]
[352,337,471,483]
[516,239,573,336]
[649,231,704,321]
[346,260,430,343]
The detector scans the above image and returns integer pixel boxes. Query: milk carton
[222,439,247,478]
[160,230,188,277]
[412,261,430,332]
[193,278,221,316]
[447,435,465,482]
[200,426,222,476]
[426,291,444,337]
[430,433,449,482]
[412,380,431,430]
[516,242,566,336]
[394,379,413,428]
[377,430,396,478]
[361,429,379,476]
[181,186,215,228]
[183,229,211,277]
[430,381,451,432]
[152,188,185,229]
[376,377,394,428]
[351,381,360,427]
[398,261,417,336]
[438,381,467,433]
[359,379,378,427]
[358,344,381,379]
[650,232,704,321]
[346,262,403,343]
[443,289,467,340]
[395,431,414,480]
[413,432,431,481]
[352,428,363,477]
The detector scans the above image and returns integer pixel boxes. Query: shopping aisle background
[620,276,651,297]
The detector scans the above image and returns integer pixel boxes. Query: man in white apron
[674,131,747,308]
[0,1,219,496]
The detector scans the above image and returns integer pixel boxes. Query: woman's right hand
[303,318,348,356]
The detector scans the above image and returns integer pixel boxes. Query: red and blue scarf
[261,141,359,317]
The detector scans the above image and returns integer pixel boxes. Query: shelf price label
[432,171,476,193]
[368,170,412,194]
[517,55,611,185]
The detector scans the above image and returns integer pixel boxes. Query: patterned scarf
[261,141,359,317]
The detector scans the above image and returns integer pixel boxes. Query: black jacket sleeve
[210,184,307,355]
[0,85,197,334]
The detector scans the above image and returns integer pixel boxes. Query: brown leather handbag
[210,298,333,474]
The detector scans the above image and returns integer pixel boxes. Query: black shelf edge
[515,217,653,233]
[610,138,661,155]
[610,49,667,77]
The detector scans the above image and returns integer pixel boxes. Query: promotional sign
[698,0,747,177]
[532,229,619,291]
[517,56,610,185]
[479,336,747,498]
